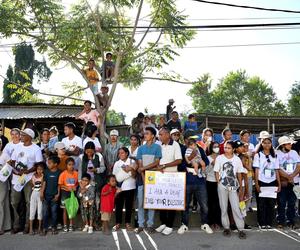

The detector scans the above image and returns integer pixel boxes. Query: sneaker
[201,224,213,234]
[238,230,246,239]
[57,224,63,230]
[162,227,173,236]
[146,227,156,234]
[192,206,197,213]
[244,224,252,230]
[156,224,166,233]
[177,224,188,235]
[266,225,273,230]
[69,225,74,232]
[63,225,68,232]
[135,227,144,234]
[88,226,93,234]
[82,225,89,232]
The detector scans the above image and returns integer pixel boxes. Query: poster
[144,171,186,211]
[0,163,13,183]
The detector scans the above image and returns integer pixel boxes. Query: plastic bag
[65,191,79,219]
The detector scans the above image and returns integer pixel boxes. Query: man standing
[177,130,213,235]
[10,128,43,234]
[155,128,182,236]
[62,122,83,170]
[166,111,182,132]
[135,127,162,234]
[104,130,123,173]
[166,99,175,121]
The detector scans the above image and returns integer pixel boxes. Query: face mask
[207,136,212,142]
[213,147,220,154]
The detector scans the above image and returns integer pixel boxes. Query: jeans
[43,196,58,230]
[246,177,253,211]
[137,185,155,227]
[277,184,297,225]
[182,179,209,226]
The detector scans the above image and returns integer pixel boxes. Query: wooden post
[267,118,270,132]
[272,123,276,145]
[205,116,208,128]
[1,119,4,135]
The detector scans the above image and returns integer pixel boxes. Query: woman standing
[83,124,102,153]
[206,141,221,230]
[214,141,246,239]
[253,133,281,229]
[113,147,137,231]
[128,135,140,158]
[276,136,300,228]
[79,142,106,229]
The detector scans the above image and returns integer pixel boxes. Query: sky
[1,0,300,123]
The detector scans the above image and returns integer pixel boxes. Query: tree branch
[128,0,144,48]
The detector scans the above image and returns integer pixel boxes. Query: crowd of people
[0,100,299,241]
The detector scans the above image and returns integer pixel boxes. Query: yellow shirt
[84,68,99,85]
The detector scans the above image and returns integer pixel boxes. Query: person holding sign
[276,136,300,229]
[10,128,43,234]
[214,141,247,239]
[253,132,281,230]
[135,127,162,234]
[155,127,182,236]
[0,128,21,235]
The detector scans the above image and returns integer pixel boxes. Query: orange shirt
[58,170,78,191]
[84,68,99,85]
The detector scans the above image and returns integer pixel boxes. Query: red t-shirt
[100,184,116,213]
[219,141,225,155]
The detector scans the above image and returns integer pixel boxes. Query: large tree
[2,43,52,103]
[0,0,194,136]
[188,70,287,116]
[288,81,300,116]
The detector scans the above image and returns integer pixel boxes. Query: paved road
[1,228,299,250]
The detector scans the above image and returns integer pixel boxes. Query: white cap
[170,129,180,135]
[276,136,296,149]
[110,129,119,137]
[54,142,66,150]
[21,128,35,139]
[258,131,272,140]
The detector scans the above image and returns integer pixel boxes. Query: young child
[58,157,78,232]
[48,126,59,153]
[101,52,115,82]
[40,155,61,236]
[96,84,109,109]
[29,162,45,235]
[83,58,100,95]
[78,173,95,234]
[100,175,120,234]
[185,138,205,177]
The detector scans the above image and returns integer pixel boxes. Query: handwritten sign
[144,171,186,210]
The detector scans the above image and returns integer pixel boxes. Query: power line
[192,0,300,14]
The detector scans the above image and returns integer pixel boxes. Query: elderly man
[104,129,123,173]
[10,128,43,234]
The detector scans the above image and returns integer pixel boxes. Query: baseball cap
[170,129,180,135]
[54,142,66,150]
[21,128,35,139]
[110,129,119,137]
[234,140,245,149]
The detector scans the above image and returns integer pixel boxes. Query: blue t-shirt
[184,121,198,131]
[44,168,61,197]
[136,142,162,186]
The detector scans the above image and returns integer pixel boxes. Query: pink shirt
[78,109,100,126]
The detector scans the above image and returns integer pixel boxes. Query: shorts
[101,212,112,221]
[60,190,71,208]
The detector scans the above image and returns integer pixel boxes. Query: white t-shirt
[128,146,139,158]
[276,149,300,183]
[11,143,43,185]
[206,155,217,182]
[62,135,83,170]
[83,137,101,151]
[253,152,279,183]
[160,140,182,172]
[214,154,245,189]
[112,158,136,191]
[0,141,22,162]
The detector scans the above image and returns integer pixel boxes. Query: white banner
[144,171,186,211]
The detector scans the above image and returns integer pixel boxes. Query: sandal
[125,223,133,231]
[112,224,121,232]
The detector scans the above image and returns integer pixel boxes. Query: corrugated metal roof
[0,103,82,120]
